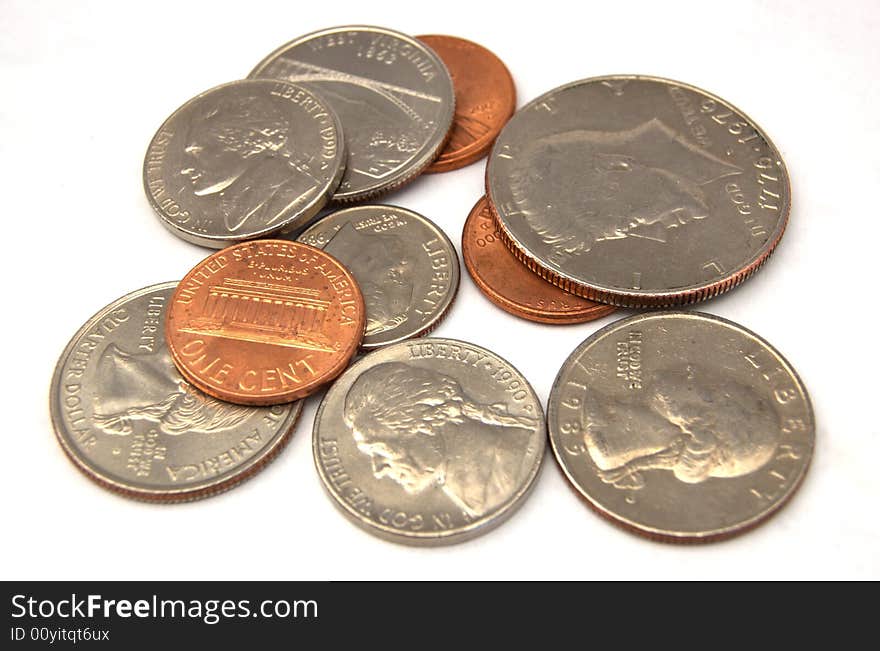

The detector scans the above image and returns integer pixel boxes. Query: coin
[143,79,345,248]
[166,240,365,405]
[417,35,515,173]
[463,196,616,324]
[249,25,455,203]
[548,311,814,542]
[487,75,790,307]
[298,204,460,349]
[50,283,303,502]
[313,338,546,545]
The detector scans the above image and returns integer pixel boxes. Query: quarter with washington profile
[50,283,303,501]
[548,311,814,541]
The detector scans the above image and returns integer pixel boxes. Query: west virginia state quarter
[50,283,303,501]
[314,338,546,544]
[548,312,814,542]
[250,26,455,203]
[298,205,460,349]
[487,76,790,307]
[144,79,344,248]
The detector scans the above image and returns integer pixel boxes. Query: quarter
[49,283,303,501]
[250,25,455,202]
[548,311,814,542]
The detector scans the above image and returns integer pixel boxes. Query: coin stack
[51,25,814,545]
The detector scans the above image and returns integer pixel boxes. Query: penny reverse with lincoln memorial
[166,240,365,405]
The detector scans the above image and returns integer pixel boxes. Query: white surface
[2,0,878,580]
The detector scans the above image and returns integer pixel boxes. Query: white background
[2,0,878,580]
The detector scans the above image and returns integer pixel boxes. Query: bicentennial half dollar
[548,311,814,541]
[313,338,546,544]
[250,25,455,203]
[487,75,791,307]
[144,79,344,248]
[50,283,303,501]
[298,204,460,349]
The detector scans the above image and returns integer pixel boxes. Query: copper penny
[463,197,616,324]
[166,240,365,405]
[418,35,515,173]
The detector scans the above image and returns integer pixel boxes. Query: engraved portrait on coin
[513,120,742,258]
[548,312,814,542]
[91,345,251,437]
[144,79,344,248]
[180,90,323,234]
[488,76,791,307]
[322,223,415,336]
[581,364,780,490]
[343,362,539,517]
[250,26,455,202]
[50,283,302,501]
[313,339,545,544]
[298,205,460,350]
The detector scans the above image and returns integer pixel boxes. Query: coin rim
[298,203,461,349]
[312,337,547,545]
[547,310,815,542]
[49,281,304,502]
[249,25,456,203]
[416,34,516,174]
[165,242,366,405]
[486,74,791,308]
[463,196,617,324]
[143,79,345,249]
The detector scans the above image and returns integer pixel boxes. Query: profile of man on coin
[548,311,813,541]
[181,91,324,234]
[580,364,781,490]
[512,119,742,259]
[342,362,539,517]
[92,344,252,437]
[323,223,415,337]
[489,76,792,307]
[298,204,460,350]
[50,283,303,502]
[144,80,344,247]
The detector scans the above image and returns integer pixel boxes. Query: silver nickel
[313,338,545,544]
[298,205,460,350]
[144,79,344,248]
[250,26,455,203]
[50,283,303,502]
[548,311,814,542]
[487,75,790,307]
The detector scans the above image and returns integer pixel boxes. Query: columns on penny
[199,281,331,338]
